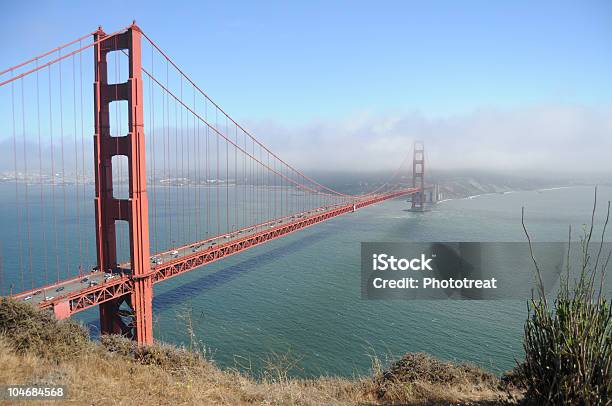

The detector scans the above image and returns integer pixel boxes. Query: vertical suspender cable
[149,45,158,254]
[11,71,24,291]
[195,90,201,240]
[49,65,59,283]
[266,153,272,219]
[216,109,220,236]
[72,54,82,275]
[174,97,179,247]
[21,77,33,289]
[187,83,191,242]
[206,99,210,237]
[234,125,238,231]
[243,129,247,228]
[36,60,48,284]
[59,50,69,279]
[225,117,229,233]
[192,88,197,240]
[251,138,254,227]
[180,76,185,245]
[79,41,89,271]
[164,58,170,249]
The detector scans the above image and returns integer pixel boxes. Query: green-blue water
[2,184,611,377]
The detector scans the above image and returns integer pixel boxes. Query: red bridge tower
[411,141,425,211]
[93,23,153,345]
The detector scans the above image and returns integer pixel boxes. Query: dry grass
[370,352,518,405]
[0,299,518,405]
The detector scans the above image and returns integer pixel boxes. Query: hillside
[0,298,521,405]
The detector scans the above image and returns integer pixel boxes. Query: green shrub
[520,192,612,405]
[0,297,89,359]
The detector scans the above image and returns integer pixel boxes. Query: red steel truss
[19,188,417,320]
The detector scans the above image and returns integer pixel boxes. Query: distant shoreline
[436,185,581,203]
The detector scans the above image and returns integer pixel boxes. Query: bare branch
[594,200,610,273]
[522,206,546,302]
[584,186,598,270]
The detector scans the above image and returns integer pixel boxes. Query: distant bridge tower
[93,23,153,345]
[411,141,425,211]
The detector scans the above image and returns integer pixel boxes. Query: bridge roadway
[12,189,417,318]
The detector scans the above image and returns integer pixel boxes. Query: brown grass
[372,352,507,404]
[0,299,519,405]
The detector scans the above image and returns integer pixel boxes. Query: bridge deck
[12,189,417,317]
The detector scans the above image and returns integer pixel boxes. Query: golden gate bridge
[0,22,427,345]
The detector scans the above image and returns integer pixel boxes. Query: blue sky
[1,1,611,173]
[1,1,611,124]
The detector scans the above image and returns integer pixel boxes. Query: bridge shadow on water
[83,228,333,335]
[152,228,332,310]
